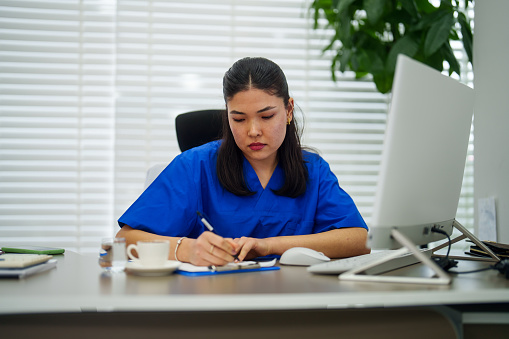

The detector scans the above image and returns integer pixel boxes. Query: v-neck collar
[242,156,284,193]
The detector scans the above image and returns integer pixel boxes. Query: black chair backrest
[175,109,224,152]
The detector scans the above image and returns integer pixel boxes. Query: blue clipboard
[175,266,280,277]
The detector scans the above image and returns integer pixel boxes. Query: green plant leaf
[441,42,460,76]
[356,49,374,73]
[355,71,369,79]
[414,0,437,14]
[424,49,445,72]
[449,29,459,41]
[308,0,473,94]
[321,31,339,54]
[410,9,447,33]
[331,56,339,81]
[366,50,385,74]
[386,35,419,73]
[339,49,352,72]
[424,11,454,57]
[336,0,357,15]
[364,0,386,26]
[351,52,360,71]
[458,11,473,64]
[336,8,352,44]
[387,8,414,29]
[400,0,419,19]
[311,0,320,29]
[373,72,392,94]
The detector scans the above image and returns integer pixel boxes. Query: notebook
[0,254,56,278]
[176,259,279,276]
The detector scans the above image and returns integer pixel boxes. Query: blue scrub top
[118,141,367,239]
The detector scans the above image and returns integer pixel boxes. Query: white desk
[1,251,508,338]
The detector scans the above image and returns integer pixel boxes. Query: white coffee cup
[127,240,170,268]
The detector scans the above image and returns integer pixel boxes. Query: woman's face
[227,88,293,169]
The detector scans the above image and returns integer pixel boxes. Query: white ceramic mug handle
[126,244,140,263]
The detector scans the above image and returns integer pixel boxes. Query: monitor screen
[368,54,475,249]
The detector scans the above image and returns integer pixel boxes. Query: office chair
[175,109,224,152]
[145,109,224,188]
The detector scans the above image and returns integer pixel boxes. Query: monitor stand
[431,220,500,262]
[339,220,500,285]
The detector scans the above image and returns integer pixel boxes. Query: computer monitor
[340,55,499,284]
[368,54,474,250]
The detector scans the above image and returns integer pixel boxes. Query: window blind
[1,0,116,254]
[0,0,474,254]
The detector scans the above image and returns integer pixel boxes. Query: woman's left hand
[233,237,270,261]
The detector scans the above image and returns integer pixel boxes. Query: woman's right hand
[117,225,239,267]
[186,231,240,266]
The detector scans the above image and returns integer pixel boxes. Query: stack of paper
[0,253,57,278]
[466,240,509,259]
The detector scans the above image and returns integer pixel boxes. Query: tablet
[1,245,65,255]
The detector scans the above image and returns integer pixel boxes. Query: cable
[494,260,509,279]
[430,227,509,278]
[432,228,452,255]
[430,227,458,271]
[449,266,493,275]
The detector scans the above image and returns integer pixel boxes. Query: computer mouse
[279,247,331,266]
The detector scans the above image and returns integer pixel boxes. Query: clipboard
[176,266,279,277]
[175,259,280,276]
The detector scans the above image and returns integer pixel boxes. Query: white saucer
[125,260,181,276]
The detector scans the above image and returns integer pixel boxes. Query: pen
[208,263,260,272]
[196,211,239,261]
[196,211,215,232]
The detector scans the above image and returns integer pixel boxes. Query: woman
[117,57,370,266]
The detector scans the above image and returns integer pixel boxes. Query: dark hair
[216,57,308,198]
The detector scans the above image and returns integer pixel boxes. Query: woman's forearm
[116,225,170,246]
[117,225,370,262]
[265,228,370,259]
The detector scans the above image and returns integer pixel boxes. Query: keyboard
[307,249,431,275]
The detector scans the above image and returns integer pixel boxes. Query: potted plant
[309,0,474,93]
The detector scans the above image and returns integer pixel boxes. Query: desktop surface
[1,251,509,314]
[2,252,509,339]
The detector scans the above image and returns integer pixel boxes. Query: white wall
[474,1,509,242]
